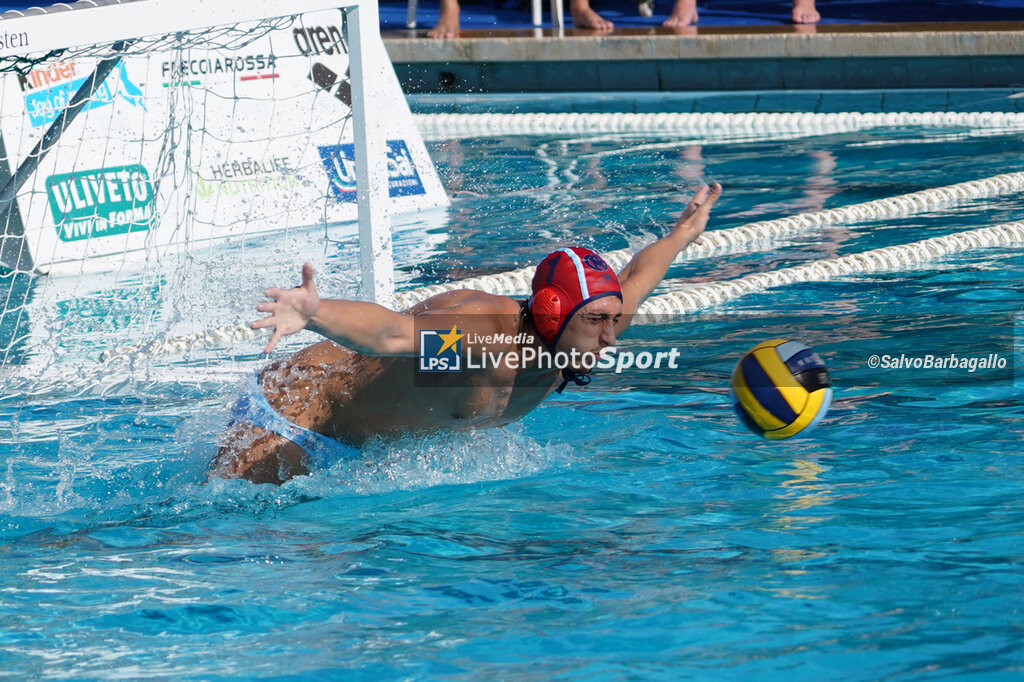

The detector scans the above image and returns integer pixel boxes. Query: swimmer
[209,183,722,484]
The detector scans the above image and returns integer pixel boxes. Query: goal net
[0,0,448,399]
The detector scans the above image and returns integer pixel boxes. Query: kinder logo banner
[24,62,144,127]
[46,165,154,242]
[17,59,76,92]
[319,140,426,202]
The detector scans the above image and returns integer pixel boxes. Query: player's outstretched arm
[251,262,414,355]
[615,183,722,331]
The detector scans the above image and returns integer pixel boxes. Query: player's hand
[673,182,722,246]
[251,262,320,353]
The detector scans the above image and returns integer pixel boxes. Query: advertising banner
[0,8,447,271]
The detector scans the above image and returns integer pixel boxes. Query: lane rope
[413,111,1024,141]
[96,170,1024,364]
[393,170,1024,308]
[16,220,1022,400]
[634,220,1024,321]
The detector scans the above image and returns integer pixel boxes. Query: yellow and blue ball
[729,339,832,440]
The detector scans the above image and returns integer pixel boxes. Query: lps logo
[319,140,426,202]
[419,326,463,372]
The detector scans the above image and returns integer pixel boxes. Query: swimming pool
[1,90,1023,678]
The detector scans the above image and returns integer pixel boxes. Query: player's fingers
[690,184,710,206]
[705,182,722,205]
[250,315,276,330]
[263,287,282,300]
[264,330,281,354]
[693,183,721,217]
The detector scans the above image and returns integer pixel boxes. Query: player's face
[557,296,622,368]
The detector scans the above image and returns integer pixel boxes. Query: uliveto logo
[46,165,154,242]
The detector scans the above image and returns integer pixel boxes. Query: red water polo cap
[528,247,622,348]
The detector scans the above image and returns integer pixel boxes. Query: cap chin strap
[556,369,592,394]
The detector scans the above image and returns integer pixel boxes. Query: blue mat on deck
[382,0,1024,30]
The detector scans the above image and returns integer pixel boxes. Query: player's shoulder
[412,289,522,316]
[410,290,523,340]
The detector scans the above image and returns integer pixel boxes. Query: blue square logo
[419,327,463,372]
[319,139,426,203]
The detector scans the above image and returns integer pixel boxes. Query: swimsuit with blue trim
[230,371,360,470]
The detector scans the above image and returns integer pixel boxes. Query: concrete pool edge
[383,22,1024,93]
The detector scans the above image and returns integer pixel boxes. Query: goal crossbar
[0,0,360,58]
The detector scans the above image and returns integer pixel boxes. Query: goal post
[347,0,397,306]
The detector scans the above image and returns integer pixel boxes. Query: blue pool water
[2,91,1024,678]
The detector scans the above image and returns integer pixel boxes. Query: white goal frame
[0,0,404,305]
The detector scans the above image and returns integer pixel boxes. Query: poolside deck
[384,22,1024,92]
[379,1,1024,93]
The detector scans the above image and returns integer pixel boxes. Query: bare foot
[663,0,698,27]
[428,0,461,38]
[792,0,819,24]
[570,0,614,31]
[664,24,697,35]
